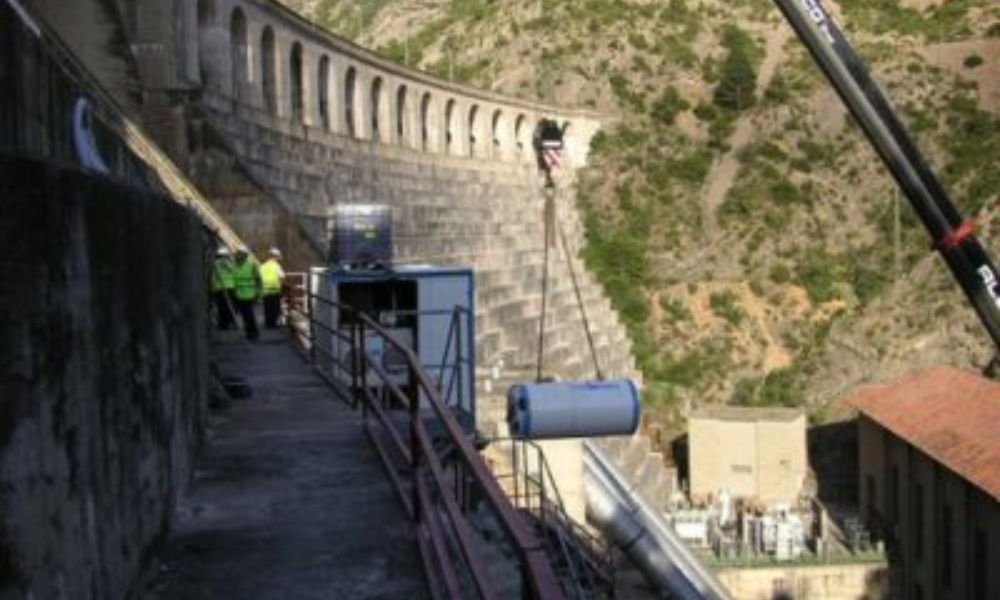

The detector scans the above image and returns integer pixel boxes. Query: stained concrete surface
[136,332,427,599]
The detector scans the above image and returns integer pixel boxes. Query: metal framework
[283,273,566,600]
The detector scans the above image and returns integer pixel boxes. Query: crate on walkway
[329,204,392,268]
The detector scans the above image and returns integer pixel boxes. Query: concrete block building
[688,405,807,505]
[847,366,1000,600]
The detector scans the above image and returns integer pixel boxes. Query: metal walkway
[136,332,427,600]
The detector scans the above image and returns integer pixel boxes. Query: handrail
[499,438,616,598]
[18,2,247,252]
[350,307,565,600]
[286,271,564,599]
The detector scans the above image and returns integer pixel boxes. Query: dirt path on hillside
[701,28,788,239]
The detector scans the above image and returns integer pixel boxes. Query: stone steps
[199,109,638,446]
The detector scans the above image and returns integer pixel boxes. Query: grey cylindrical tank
[506,379,641,439]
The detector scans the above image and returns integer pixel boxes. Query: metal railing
[283,271,565,600]
[493,439,616,599]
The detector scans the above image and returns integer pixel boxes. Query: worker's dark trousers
[263,293,281,328]
[214,290,235,329]
[235,298,259,341]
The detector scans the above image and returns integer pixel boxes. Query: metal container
[329,204,392,267]
[507,379,641,439]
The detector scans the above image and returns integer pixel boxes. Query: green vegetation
[720,143,811,229]
[650,86,689,126]
[712,25,762,113]
[962,54,983,69]
[940,93,1000,213]
[296,0,999,420]
[731,367,805,407]
[660,296,692,325]
[710,291,745,326]
[649,338,734,391]
[837,0,987,41]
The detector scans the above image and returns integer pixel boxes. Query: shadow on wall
[0,157,210,600]
[808,420,859,505]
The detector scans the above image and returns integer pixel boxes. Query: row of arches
[197,0,561,161]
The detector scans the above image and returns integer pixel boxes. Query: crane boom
[770,0,1000,349]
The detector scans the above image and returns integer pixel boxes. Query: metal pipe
[583,441,732,600]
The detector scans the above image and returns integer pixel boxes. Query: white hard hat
[268,247,282,258]
[216,247,230,257]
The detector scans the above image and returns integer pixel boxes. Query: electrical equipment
[313,265,476,429]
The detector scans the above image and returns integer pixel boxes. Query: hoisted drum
[507,379,641,440]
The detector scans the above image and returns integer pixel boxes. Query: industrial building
[847,365,1000,600]
[687,405,808,505]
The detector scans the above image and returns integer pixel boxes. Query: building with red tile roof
[844,365,999,600]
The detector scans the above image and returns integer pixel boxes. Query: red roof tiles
[845,365,1000,501]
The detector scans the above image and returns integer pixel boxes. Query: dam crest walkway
[136,331,426,599]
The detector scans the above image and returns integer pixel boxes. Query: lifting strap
[558,221,605,380]
[534,184,605,382]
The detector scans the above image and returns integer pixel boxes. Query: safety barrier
[283,271,566,600]
[492,439,615,598]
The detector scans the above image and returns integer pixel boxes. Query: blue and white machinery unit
[312,264,476,430]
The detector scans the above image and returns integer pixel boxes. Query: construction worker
[260,247,286,329]
[211,247,236,329]
[232,248,261,341]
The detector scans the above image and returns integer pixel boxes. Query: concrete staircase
[191,103,683,542]
[594,435,678,512]
[193,102,639,433]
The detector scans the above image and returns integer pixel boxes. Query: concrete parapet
[0,158,209,600]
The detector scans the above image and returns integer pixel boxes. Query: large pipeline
[583,441,732,600]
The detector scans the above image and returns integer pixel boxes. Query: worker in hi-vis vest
[232,248,261,341]
[260,247,286,329]
[211,247,236,330]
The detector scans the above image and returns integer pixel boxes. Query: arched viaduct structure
[31,0,637,419]
[160,0,637,398]
[186,0,595,165]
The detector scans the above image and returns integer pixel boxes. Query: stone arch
[289,42,305,124]
[370,76,385,142]
[468,104,480,158]
[395,84,408,146]
[444,99,456,155]
[196,0,217,89]
[344,66,357,137]
[317,55,330,130]
[514,114,529,161]
[197,0,215,25]
[229,7,249,101]
[261,26,277,116]
[420,92,433,152]
[491,109,505,159]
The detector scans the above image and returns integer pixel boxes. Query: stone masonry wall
[0,157,210,599]
[190,96,638,393]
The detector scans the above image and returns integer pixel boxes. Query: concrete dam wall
[1,4,211,598]
[0,157,211,600]
[27,0,639,401]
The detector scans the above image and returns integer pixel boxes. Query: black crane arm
[770,0,1000,350]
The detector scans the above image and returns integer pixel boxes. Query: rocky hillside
[281,0,1000,427]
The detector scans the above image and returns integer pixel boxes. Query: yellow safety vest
[260,259,284,295]
[212,259,235,292]
[233,260,260,301]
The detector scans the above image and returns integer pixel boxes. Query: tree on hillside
[712,26,760,112]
